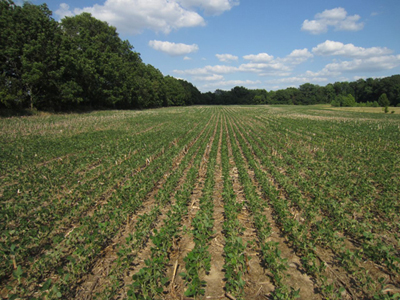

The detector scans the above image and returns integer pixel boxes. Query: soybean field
[1,106,399,299]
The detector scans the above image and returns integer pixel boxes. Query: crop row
[227,108,399,299]
[225,117,300,299]
[180,117,220,297]
[1,106,399,299]
[126,118,219,299]
[1,111,215,299]
[95,113,217,299]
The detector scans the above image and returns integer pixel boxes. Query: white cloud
[287,48,313,58]
[239,49,312,75]
[55,3,74,19]
[149,40,199,56]
[193,74,224,81]
[241,53,288,75]
[304,69,340,78]
[183,56,192,60]
[243,53,274,62]
[203,79,261,89]
[324,55,400,72]
[216,54,238,62]
[174,65,238,75]
[179,0,239,15]
[175,47,313,86]
[239,62,290,74]
[266,77,328,85]
[302,7,364,34]
[300,54,400,83]
[71,0,205,34]
[312,40,392,58]
[206,65,238,73]
[282,48,313,64]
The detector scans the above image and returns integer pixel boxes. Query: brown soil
[73,118,216,299]
[203,119,226,299]
[164,117,219,298]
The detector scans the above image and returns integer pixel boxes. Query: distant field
[328,105,400,114]
[1,106,399,299]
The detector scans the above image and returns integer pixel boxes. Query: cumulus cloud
[243,53,274,62]
[239,62,291,74]
[239,49,312,75]
[183,56,192,60]
[216,54,238,62]
[179,0,239,15]
[282,48,314,64]
[176,47,315,91]
[312,40,392,58]
[287,48,313,58]
[302,7,364,34]
[266,77,328,85]
[176,48,313,83]
[174,65,238,75]
[149,40,199,56]
[323,55,400,72]
[193,74,224,81]
[65,0,205,34]
[300,54,400,85]
[55,3,74,19]
[304,69,340,78]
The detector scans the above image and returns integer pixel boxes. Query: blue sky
[42,0,400,92]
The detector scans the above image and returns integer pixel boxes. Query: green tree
[342,94,356,107]
[378,93,390,107]
[0,0,61,109]
[164,76,187,106]
[59,13,142,109]
[324,84,336,104]
[298,83,319,104]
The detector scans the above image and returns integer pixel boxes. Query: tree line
[1,0,399,112]
[200,76,400,107]
[0,0,200,111]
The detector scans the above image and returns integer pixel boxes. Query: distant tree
[200,92,214,105]
[180,79,201,105]
[342,94,356,107]
[298,83,319,104]
[164,76,187,106]
[378,93,390,107]
[253,94,265,104]
[272,89,291,104]
[253,89,268,104]
[333,81,354,97]
[379,75,400,106]
[331,98,340,107]
[324,84,336,103]
[230,86,251,104]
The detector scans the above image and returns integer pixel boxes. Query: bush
[342,94,356,107]
[331,99,340,107]
[378,93,390,107]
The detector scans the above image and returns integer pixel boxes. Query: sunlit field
[1,106,399,299]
